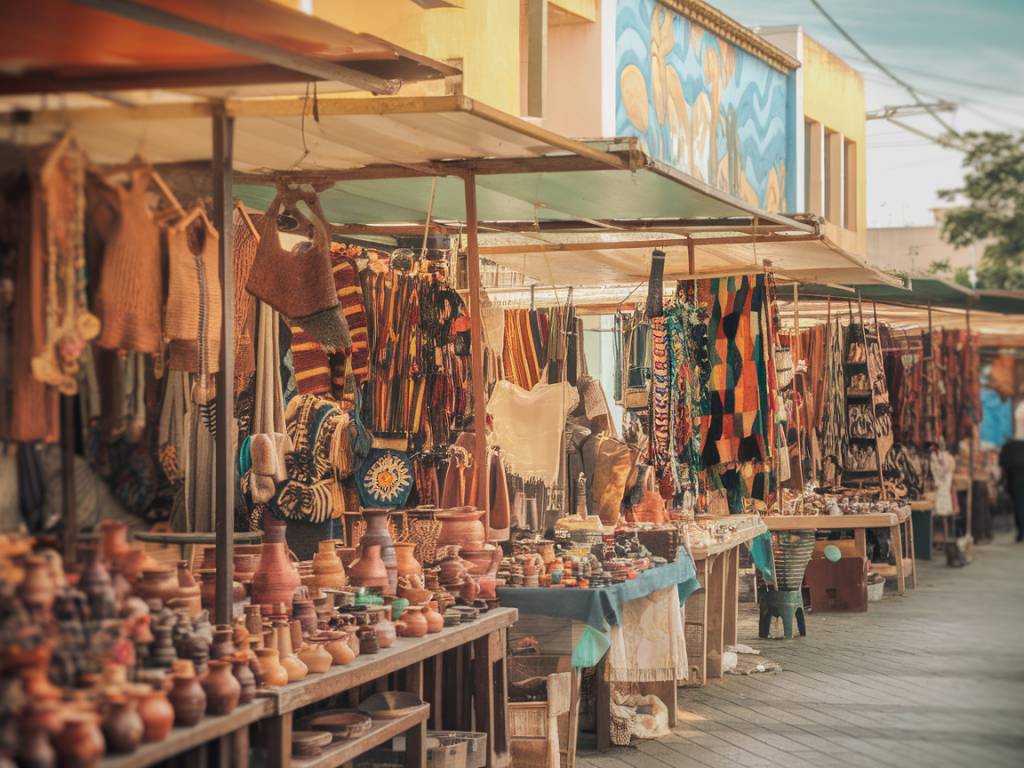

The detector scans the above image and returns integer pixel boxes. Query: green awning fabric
[779,277,1024,316]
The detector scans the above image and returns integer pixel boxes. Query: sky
[711,0,1024,229]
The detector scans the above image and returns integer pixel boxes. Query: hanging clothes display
[501,308,548,390]
[164,212,221,379]
[819,318,847,485]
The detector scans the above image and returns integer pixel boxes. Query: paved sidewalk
[577,534,1024,768]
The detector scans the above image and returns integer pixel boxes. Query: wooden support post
[792,284,805,487]
[60,394,76,568]
[965,299,975,548]
[463,173,490,517]
[705,553,727,679]
[526,0,548,118]
[212,108,236,625]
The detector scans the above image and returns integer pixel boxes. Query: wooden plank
[526,0,548,118]
[595,657,610,752]
[100,700,272,768]
[688,520,767,559]
[264,711,293,768]
[289,705,430,768]
[259,608,517,714]
[682,557,708,687]
[761,513,899,531]
[723,546,739,646]
[705,553,726,679]
[464,173,490,517]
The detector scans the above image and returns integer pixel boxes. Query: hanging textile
[253,301,286,436]
[819,318,847,485]
[232,206,260,391]
[164,215,221,376]
[501,309,548,390]
[489,380,579,486]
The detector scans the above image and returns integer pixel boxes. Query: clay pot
[118,549,155,582]
[102,694,144,754]
[230,655,256,704]
[251,517,301,610]
[233,553,258,583]
[14,723,55,768]
[255,648,288,688]
[273,621,308,682]
[369,607,396,649]
[19,555,57,615]
[359,509,397,594]
[336,547,357,568]
[396,605,428,638]
[243,605,264,649]
[136,688,175,743]
[460,576,480,602]
[168,663,207,727]
[297,640,332,674]
[436,507,487,548]
[99,520,132,567]
[53,714,105,768]
[202,660,241,716]
[21,701,63,738]
[477,574,497,601]
[174,561,202,616]
[79,552,115,616]
[356,626,379,654]
[312,539,347,589]
[209,624,237,661]
[437,554,468,585]
[136,564,179,605]
[293,599,319,637]
[21,650,62,702]
[321,631,355,665]
[460,545,501,577]
[393,542,422,578]
[347,543,389,590]
[423,602,444,634]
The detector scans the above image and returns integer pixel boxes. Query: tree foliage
[939,131,1024,289]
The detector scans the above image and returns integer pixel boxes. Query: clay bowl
[358,691,424,720]
[304,710,372,741]
[292,730,333,757]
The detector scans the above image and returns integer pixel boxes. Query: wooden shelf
[291,705,430,768]
[101,699,273,768]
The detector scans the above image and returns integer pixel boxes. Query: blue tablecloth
[497,549,700,667]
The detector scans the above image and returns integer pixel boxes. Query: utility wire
[807,0,962,141]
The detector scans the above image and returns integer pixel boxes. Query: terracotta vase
[477,574,497,600]
[436,507,487,548]
[293,599,319,637]
[460,576,480,602]
[297,640,332,674]
[102,695,144,754]
[19,555,56,615]
[359,509,397,594]
[118,548,156,582]
[321,631,355,665]
[233,553,258,583]
[312,539,347,589]
[393,542,422,578]
[14,724,55,768]
[251,517,300,610]
[370,607,397,649]
[168,663,207,727]
[136,564,179,605]
[230,655,256,704]
[460,545,501,577]
[254,648,288,688]
[243,605,264,649]
[437,554,468,585]
[21,651,62,702]
[79,552,115,617]
[396,605,428,638]
[347,543,389,590]
[53,714,105,768]
[99,520,132,566]
[136,688,175,743]
[273,621,307,682]
[356,626,378,654]
[174,561,202,616]
[423,602,444,634]
[21,701,63,738]
[202,660,241,716]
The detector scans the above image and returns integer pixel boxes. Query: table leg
[854,528,867,558]
[706,553,726,679]
[724,547,739,647]
[683,557,708,686]
[472,629,510,767]
[404,661,426,768]
[425,653,444,729]
[595,656,610,752]
[229,727,250,768]
[264,712,293,768]
[905,520,917,589]
[891,524,906,594]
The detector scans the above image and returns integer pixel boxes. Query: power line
[807,0,962,141]
[843,53,1024,99]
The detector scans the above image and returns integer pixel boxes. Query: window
[804,119,822,215]
[844,138,857,230]
[824,128,841,224]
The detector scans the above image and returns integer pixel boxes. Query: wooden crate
[509,667,573,768]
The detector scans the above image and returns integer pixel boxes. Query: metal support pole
[213,108,236,625]
[463,173,490,517]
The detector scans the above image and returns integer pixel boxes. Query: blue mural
[616,0,793,211]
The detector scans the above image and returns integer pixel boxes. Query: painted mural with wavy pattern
[617,0,792,212]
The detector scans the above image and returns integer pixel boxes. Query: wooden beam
[212,107,235,625]
[476,233,818,255]
[73,0,400,95]
[526,0,548,118]
[463,173,490,522]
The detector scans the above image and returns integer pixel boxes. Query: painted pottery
[255,648,288,688]
[358,509,397,594]
[460,545,501,576]
[136,564,179,605]
[136,688,174,743]
[436,507,487,548]
[312,539,347,589]
[167,662,207,727]
[53,714,104,768]
[423,601,444,634]
[395,605,428,638]
[393,542,421,578]
[231,655,257,704]
[251,517,300,610]
[273,621,308,682]
[202,659,241,715]
[101,695,144,754]
[19,555,56,615]
[297,640,332,674]
[347,543,389,590]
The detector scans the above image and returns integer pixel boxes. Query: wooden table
[683,519,768,688]
[761,509,916,593]
[259,607,518,768]
[101,699,272,768]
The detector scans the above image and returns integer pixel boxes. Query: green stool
[758,587,806,640]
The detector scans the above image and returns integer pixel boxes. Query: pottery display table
[683,518,768,688]
[100,699,273,768]
[258,606,517,768]
[761,508,917,594]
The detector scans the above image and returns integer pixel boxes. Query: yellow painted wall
[280,0,522,115]
[801,34,867,256]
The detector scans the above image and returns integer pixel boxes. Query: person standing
[998,435,1024,542]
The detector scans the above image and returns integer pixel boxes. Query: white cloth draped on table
[605,586,688,683]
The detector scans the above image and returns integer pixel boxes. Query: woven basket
[772,530,817,590]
